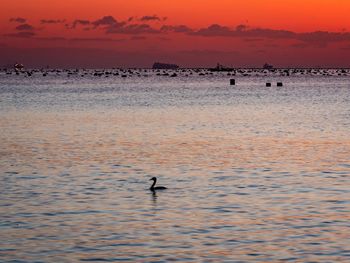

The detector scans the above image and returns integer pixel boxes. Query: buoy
[266,82,271,87]
[230,79,235,85]
[277,82,283,87]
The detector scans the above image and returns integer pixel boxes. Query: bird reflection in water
[151,190,157,203]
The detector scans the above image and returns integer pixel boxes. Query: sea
[1,68,350,262]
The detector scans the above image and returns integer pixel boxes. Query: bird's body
[150,177,167,191]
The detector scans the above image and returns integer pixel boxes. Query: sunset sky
[1,0,350,68]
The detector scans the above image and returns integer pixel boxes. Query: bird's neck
[150,179,156,190]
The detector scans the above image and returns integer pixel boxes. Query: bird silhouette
[149,177,167,191]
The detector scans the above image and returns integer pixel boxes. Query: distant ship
[152,62,179,70]
[209,63,234,72]
[14,63,24,71]
[263,63,274,69]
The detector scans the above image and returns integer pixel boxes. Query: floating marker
[266,82,271,87]
[230,79,235,85]
[277,82,283,87]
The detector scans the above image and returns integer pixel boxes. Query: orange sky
[1,0,350,67]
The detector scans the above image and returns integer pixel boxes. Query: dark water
[1,69,350,262]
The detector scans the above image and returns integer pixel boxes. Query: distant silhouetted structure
[152,62,179,70]
[14,63,24,71]
[263,63,274,70]
[209,63,234,72]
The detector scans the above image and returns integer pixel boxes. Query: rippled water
[1,70,350,262]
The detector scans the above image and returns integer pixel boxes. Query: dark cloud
[48,15,350,46]
[70,16,125,31]
[5,21,36,38]
[9,17,26,23]
[16,23,35,31]
[87,15,161,34]
[297,31,350,44]
[69,15,160,35]
[92,16,119,27]
[72,19,91,28]
[191,24,296,39]
[106,23,160,34]
[236,24,248,31]
[140,15,161,22]
[244,28,295,39]
[4,31,36,38]
[192,24,232,37]
[189,24,350,45]
[40,19,65,24]
[161,25,193,33]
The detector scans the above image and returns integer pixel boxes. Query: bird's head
[150,177,157,181]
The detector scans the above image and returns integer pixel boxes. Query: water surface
[1,69,350,262]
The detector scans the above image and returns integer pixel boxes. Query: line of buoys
[266,82,283,87]
[229,79,283,87]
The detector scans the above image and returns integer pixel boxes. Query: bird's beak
[149,178,153,181]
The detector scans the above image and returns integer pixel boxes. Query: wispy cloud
[9,17,26,23]
[189,24,350,45]
[71,19,91,28]
[69,15,160,34]
[139,15,165,22]
[7,14,350,48]
[106,23,160,34]
[40,19,66,24]
[161,25,193,33]
[92,16,119,27]
[15,23,35,31]
[5,22,36,38]
[5,31,36,38]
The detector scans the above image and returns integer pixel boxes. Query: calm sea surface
[1,69,350,262]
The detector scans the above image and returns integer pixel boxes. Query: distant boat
[14,63,24,71]
[209,63,234,72]
[152,62,179,70]
[263,63,274,70]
